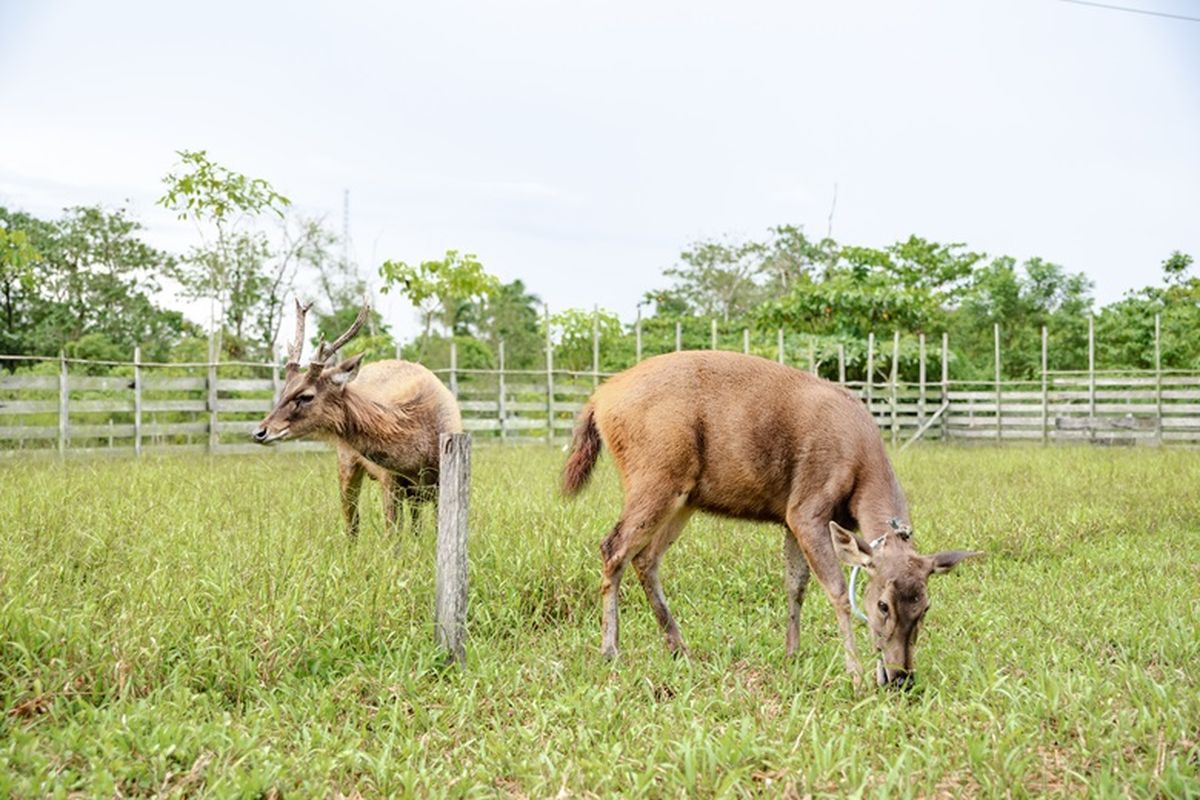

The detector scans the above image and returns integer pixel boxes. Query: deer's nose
[885,669,914,691]
[252,426,269,443]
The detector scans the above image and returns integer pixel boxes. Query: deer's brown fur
[563,349,977,687]
[254,301,462,536]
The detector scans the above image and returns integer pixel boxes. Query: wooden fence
[3,320,1199,457]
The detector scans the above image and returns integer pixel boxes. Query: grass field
[1,445,1198,798]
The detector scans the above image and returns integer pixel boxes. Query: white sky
[1,0,1198,342]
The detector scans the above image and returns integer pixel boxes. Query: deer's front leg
[786,506,862,685]
[338,453,366,538]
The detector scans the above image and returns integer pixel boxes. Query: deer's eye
[296,393,315,406]
[877,601,889,615]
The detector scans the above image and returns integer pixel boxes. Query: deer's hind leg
[631,505,694,656]
[337,447,367,538]
[599,485,688,660]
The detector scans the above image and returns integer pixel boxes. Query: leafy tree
[0,219,41,357]
[663,237,764,320]
[545,307,625,372]
[378,250,499,359]
[461,279,543,369]
[158,150,290,358]
[1,205,191,363]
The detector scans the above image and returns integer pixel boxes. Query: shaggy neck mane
[335,387,418,448]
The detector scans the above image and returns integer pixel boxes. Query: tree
[460,279,543,368]
[545,307,625,371]
[0,220,40,356]
[158,149,290,358]
[378,250,499,359]
[663,236,764,320]
[1,205,191,362]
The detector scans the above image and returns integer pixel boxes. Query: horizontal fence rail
[2,315,1198,458]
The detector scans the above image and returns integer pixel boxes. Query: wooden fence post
[545,312,555,445]
[436,433,471,666]
[838,343,846,385]
[208,356,219,452]
[777,329,784,364]
[270,346,281,401]
[1154,313,1163,446]
[134,345,143,457]
[1041,326,1049,445]
[635,307,643,363]
[395,340,402,360]
[58,351,68,457]
[1088,314,1096,440]
[592,308,600,388]
[743,328,749,355]
[449,340,458,399]
[498,340,507,441]
[994,323,1001,443]
[918,333,926,429]
[675,321,682,352]
[809,341,817,376]
[711,319,717,350]
[890,330,900,446]
[866,332,875,422]
[941,332,949,443]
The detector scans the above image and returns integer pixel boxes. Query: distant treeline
[1,153,1195,382]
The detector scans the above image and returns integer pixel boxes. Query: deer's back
[591,351,882,523]
[356,359,463,434]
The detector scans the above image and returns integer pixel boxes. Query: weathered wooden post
[809,341,817,376]
[838,343,846,385]
[941,332,950,443]
[710,319,717,350]
[449,340,459,400]
[592,307,600,388]
[134,346,143,457]
[1088,314,1096,441]
[208,351,219,453]
[866,333,875,423]
[635,306,643,363]
[545,308,555,445]
[743,328,750,355]
[1154,313,1163,446]
[675,321,682,352]
[58,351,68,457]
[890,330,900,446]
[918,333,927,429]
[395,340,402,360]
[777,329,785,364]
[436,433,471,666]
[1041,326,1049,445]
[498,340,507,441]
[994,323,1001,443]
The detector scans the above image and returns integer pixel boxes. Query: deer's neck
[336,389,419,456]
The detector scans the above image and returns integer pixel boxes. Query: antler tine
[287,298,315,366]
[315,297,371,364]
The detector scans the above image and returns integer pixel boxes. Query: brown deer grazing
[562,350,979,687]
[253,299,463,536]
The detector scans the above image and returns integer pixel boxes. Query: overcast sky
[1,0,1197,340]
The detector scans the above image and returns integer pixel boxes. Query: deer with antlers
[253,298,463,536]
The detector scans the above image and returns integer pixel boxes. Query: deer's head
[830,520,980,689]
[253,298,369,444]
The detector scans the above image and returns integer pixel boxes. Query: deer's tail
[562,403,602,496]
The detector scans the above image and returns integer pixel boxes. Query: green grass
[1,446,1198,798]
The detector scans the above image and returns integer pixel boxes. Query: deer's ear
[830,521,874,570]
[929,550,983,575]
[328,353,364,387]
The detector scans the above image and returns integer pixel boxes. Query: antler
[286,298,315,371]
[311,296,370,368]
